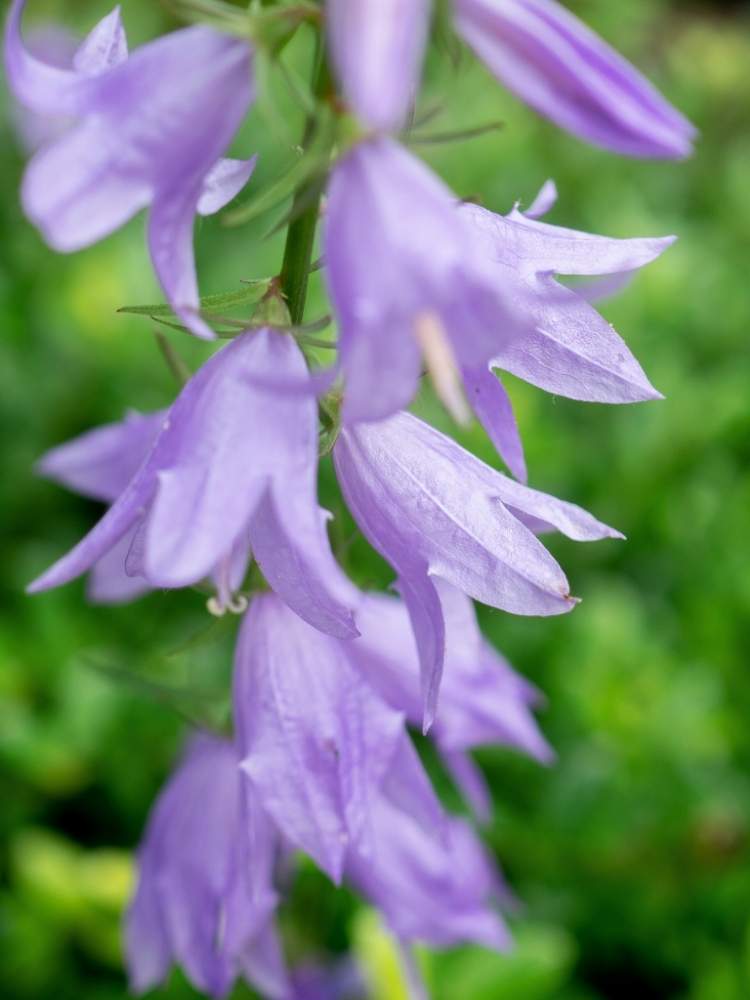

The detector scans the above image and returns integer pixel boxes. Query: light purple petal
[72,6,127,76]
[334,413,576,617]
[86,527,151,605]
[326,0,430,131]
[235,594,406,883]
[464,201,676,278]
[36,409,164,503]
[454,0,696,158]
[463,364,527,482]
[440,748,492,824]
[347,800,510,951]
[197,156,258,216]
[395,571,445,732]
[524,178,557,218]
[22,117,153,252]
[249,489,360,641]
[4,0,97,116]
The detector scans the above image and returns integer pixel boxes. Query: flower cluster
[6,0,693,997]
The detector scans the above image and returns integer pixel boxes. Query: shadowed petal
[250,489,360,641]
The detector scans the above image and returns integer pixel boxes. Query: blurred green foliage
[2,1,750,998]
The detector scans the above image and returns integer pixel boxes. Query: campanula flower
[234,593,444,883]
[459,184,675,479]
[324,137,523,424]
[29,330,359,637]
[334,411,620,727]
[126,735,289,999]
[5,1,256,339]
[453,0,696,158]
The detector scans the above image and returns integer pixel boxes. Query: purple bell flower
[459,183,675,480]
[234,593,445,884]
[126,734,289,1000]
[324,136,524,424]
[29,330,359,637]
[453,0,696,158]
[334,411,621,727]
[5,1,256,339]
[326,0,430,132]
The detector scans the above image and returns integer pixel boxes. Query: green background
[1,1,750,997]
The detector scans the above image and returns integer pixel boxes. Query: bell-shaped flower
[459,184,675,479]
[324,136,525,424]
[234,593,445,884]
[29,329,359,638]
[453,0,696,158]
[126,734,289,1000]
[347,797,510,952]
[334,411,620,727]
[326,0,430,132]
[5,1,257,339]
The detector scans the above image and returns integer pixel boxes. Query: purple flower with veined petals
[28,329,360,637]
[324,136,524,424]
[334,411,621,728]
[458,183,675,480]
[234,593,445,884]
[453,0,696,158]
[326,0,430,132]
[347,796,511,952]
[5,1,256,339]
[126,734,289,1000]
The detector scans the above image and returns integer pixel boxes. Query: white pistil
[413,310,472,426]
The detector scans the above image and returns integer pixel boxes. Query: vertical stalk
[279,38,330,326]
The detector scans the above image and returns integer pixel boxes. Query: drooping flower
[324,136,524,424]
[5,1,256,339]
[458,184,675,480]
[334,411,620,727]
[234,593,444,884]
[453,0,696,158]
[326,0,430,132]
[347,798,510,952]
[126,734,289,1000]
[29,330,359,637]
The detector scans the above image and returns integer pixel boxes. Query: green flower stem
[279,38,331,326]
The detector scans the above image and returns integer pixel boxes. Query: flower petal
[235,595,406,883]
[249,488,360,640]
[454,0,696,158]
[72,6,128,76]
[197,155,258,217]
[463,364,527,482]
[36,409,164,503]
[326,0,430,131]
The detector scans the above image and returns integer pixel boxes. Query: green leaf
[118,281,272,320]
